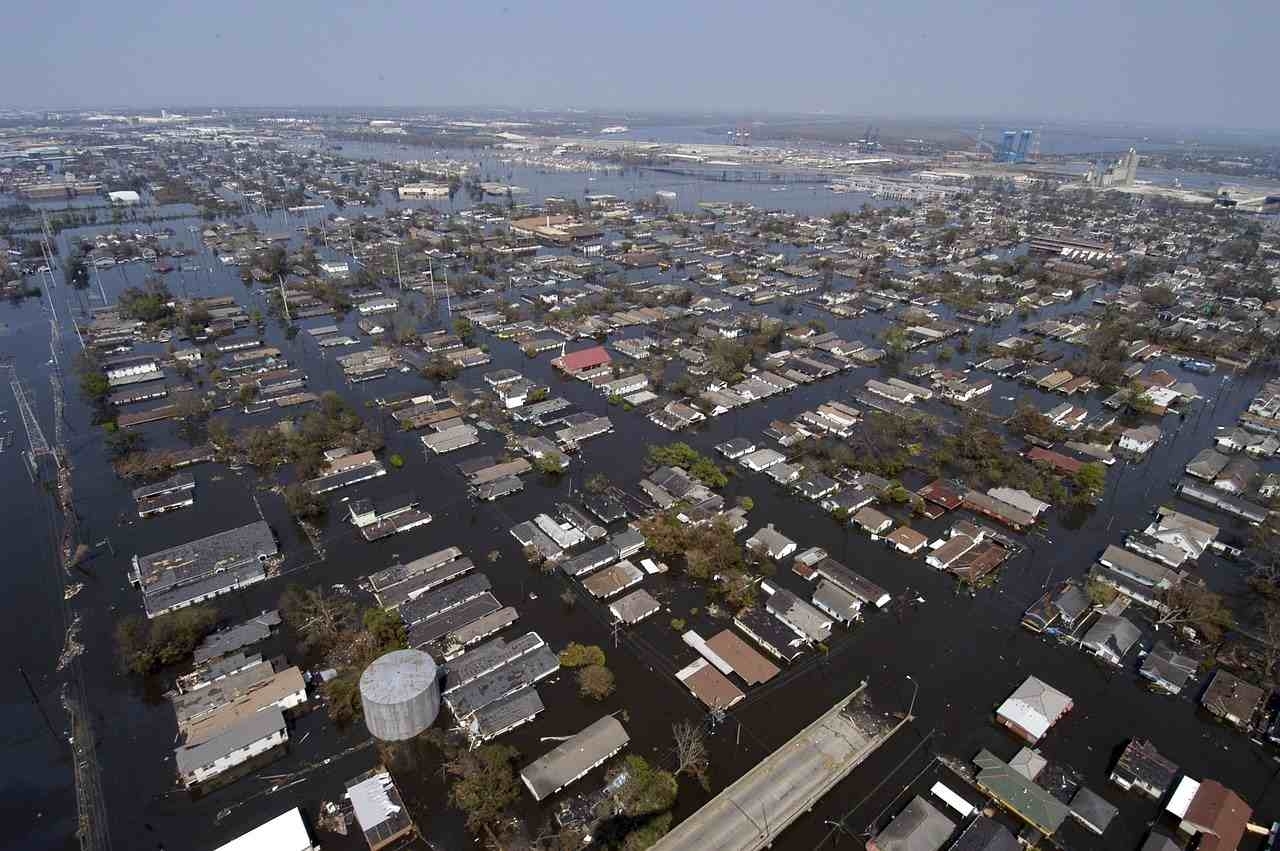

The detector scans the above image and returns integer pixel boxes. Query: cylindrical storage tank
[359,648,440,741]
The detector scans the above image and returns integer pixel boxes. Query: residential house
[1110,739,1178,800]
[1201,670,1264,730]
[995,675,1073,745]
[866,796,955,851]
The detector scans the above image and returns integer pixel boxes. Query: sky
[13,0,1280,130]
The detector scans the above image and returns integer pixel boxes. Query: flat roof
[212,807,313,851]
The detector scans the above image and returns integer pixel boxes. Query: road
[651,683,904,851]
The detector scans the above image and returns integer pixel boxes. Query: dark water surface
[4,163,1278,851]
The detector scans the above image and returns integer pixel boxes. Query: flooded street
[3,144,1278,851]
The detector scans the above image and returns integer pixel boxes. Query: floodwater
[4,148,1280,851]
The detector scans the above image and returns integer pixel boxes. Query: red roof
[917,479,963,510]
[555,345,611,373]
[1026,447,1083,475]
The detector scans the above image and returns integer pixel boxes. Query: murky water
[5,145,1278,851]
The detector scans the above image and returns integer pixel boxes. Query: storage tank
[359,648,440,741]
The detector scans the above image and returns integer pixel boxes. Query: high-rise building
[1086,148,1139,189]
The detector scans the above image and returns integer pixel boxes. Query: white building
[213,807,317,851]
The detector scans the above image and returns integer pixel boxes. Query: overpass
[651,682,906,851]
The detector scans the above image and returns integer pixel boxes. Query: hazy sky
[14,0,1279,129]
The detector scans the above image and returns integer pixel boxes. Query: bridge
[651,682,906,851]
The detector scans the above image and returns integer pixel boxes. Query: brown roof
[1185,780,1251,851]
[707,630,779,685]
[887,526,928,549]
[951,541,1009,583]
[678,660,744,709]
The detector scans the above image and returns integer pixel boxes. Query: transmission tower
[6,365,55,466]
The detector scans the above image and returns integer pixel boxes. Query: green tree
[447,743,521,832]
[577,664,615,700]
[613,755,678,817]
[559,642,606,668]
[363,607,406,652]
[1074,462,1107,498]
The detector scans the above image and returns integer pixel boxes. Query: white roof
[1166,776,1201,819]
[930,781,975,818]
[996,675,1072,741]
[213,808,312,851]
[347,770,402,835]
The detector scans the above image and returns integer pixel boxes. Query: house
[995,675,1072,744]
[1186,448,1231,480]
[973,750,1070,836]
[1119,425,1161,455]
[1143,508,1217,562]
[520,716,629,801]
[746,524,797,560]
[1021,581,1091,634]
[175,706,288,787]
[887,526,928,554]
[1080,614,1141,665]
[987,487,1050,518]
[1110,739,1178,800]
[740,447,785,472]
[764,583,832,641]
[1201,670,1264,730]
[1168,779,1251,851]
[926,534,977,571]
[866,796,955,851]
[947,816,1018,851]
[1140,642,1200,695]
[551,345,611,375]
[1214,456,1258,494]
[852,506,893,535]
[1069,787,1118,835]
[345,769,414,851]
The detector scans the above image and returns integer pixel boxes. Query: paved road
[651,684,904,851]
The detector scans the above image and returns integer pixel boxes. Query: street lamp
[905,674,918,722]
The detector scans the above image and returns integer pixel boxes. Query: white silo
[359,648,440,741]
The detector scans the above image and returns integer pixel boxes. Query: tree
[363,607,406,652]
[115,606,219,674]
[559,642,606,668]
[1260,596,1280,687]
[924,209,947,227]
[453,316,474,343]
[284,483,327,519]
[672,719,710,788]
[1074,462,1107,498]
[577,664,615,700]
[447,743,521,832]
[535,454,565,476]
[1156,583,1233,643]
[613,755,678,817]
[279,585,357,654]
[78,362,110,402]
